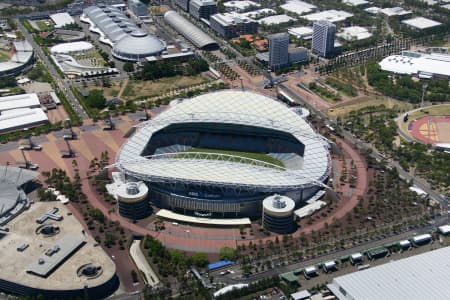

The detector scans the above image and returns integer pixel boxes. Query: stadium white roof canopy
[0,40,33,74]
[302,10,353,23]
[281,0,316,15]
[50,41,94,54]
[117,91,330,191]
[328,247,450,300]
[49,12,75,28]
[379,51,450,78]
[401,17,442,30]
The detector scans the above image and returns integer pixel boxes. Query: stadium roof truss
[116,91,331,192]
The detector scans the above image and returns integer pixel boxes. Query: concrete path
[129,240,160,287]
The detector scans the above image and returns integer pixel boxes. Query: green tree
[219,246,236,260]
[191,252,209,267]
[123,61,135,73]
[86,89,106,109]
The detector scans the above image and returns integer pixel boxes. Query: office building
[268,33,289,69]
[288,47,308,64]
[312,20,336,58]
[189,0,217,20]
[175,0,190,11]
[128,0,148,17]
[210,13,258,38]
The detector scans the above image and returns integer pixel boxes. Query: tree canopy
[86,89,106,109]
[219,246,236,260]
[191,252,209,268]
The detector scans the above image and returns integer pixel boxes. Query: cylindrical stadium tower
[116,182,150,220]
[262,194,295,234]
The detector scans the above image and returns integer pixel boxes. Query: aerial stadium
[115,91,331,218]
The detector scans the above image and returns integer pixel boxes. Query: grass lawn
[181,147,285,168]
[0,50,10,62]
[409,104,450,119]
[328,96,413,118]
[35,20,54,32]
[122,76,209,100]
[87,81,122,98]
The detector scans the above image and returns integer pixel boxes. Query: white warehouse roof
[380,7,412,16]
[401,17,442,30]
[328,247,450,300]
[281,0,316,15]
[117,90,330,190]
[303,10,353,22]
[223,0,260,12]
[0,108,48,133]
[288,26,313,38]
[50,12,75,28]
[338,26,372,41]
[0,93,40,112]
[379,51,450,78]
[259,14,296,25]
[50,41,94,54]
[343,0,370,6]
[240,8,276,19]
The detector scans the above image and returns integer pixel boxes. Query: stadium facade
[116,91,330,218]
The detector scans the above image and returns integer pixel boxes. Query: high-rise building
[268,33,289,69]
[311,20,336,58]
[128,0,148,17]
[189,0,217,20]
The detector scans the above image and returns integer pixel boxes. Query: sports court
[410,116,450,145]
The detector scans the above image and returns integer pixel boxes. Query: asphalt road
[214,217,448,285]
[16,19,88,119]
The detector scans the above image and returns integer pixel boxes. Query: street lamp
[421,83,428,109]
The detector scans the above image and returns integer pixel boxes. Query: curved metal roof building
[0,41,34,78]
[81,5,165,61]
[116,90,330,217]
[50,41,94,54]
[164,10,218,50]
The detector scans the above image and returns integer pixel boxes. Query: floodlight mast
[421,83,428,109]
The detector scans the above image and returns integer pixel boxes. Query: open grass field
[121,76,208,100]
[0,50,11,62]
[181,147,285,168]
[327,96,413,119]
[408,104,450,119]
[87,81,123,98]
[35,20,54,32]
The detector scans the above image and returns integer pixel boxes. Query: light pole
[421,83,428,109]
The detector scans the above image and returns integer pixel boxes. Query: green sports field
[181,147,285,168]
